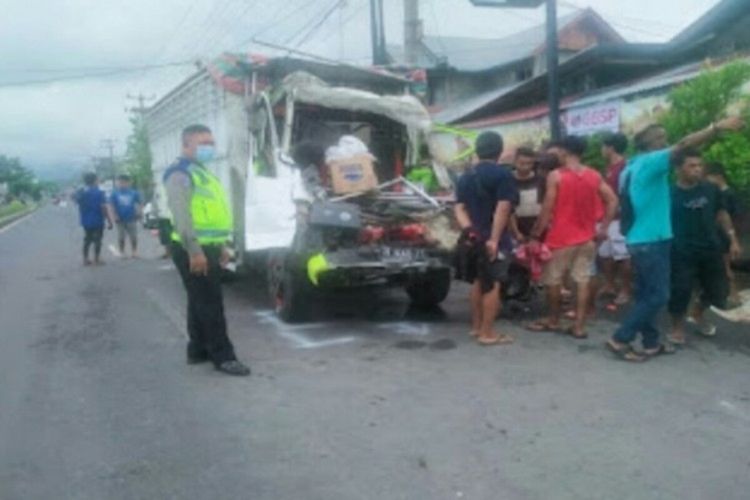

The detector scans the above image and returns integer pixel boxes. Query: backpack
[619,170,635,236]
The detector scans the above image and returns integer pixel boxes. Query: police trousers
[171,243,236,365]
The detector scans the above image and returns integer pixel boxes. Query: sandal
[477,334,514,346]
[644,343,677,357]
[606,340,646,362]
[524,320,562,333]
[666,335,686,346]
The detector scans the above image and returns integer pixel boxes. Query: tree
[122,115,153,200]
[0,155,41,201]
[660,61,750,193]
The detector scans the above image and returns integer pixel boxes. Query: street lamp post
[469,0,561,140]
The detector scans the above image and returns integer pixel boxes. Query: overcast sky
[0,0,721,178]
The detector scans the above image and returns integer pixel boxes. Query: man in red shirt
[598,133,631,305]
[527,136,618,338]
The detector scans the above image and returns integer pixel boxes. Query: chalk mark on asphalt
[254,311,356,349]
[718,400,750,422]
[108,244,122,258]
[378,322,431,336]
[146,288,188,340]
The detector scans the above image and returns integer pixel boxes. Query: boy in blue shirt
[110,174,142,258]
[75,172,112,266]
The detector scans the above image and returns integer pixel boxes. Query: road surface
[1,206,749,500]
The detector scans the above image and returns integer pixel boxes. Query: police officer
[164,124,251,376]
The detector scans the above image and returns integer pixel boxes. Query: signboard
[564,101,621,136]
[469,0,546,7]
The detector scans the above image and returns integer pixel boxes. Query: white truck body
[145,63,435,258]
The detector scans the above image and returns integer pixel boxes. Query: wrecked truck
[146,55,456,322]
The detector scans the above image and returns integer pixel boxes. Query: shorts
[117,221,138,244]
[598,220,629,261]
[668,248,728,316]
[461,250,510,287]
[543,241,596,286]
[84,227,104,244]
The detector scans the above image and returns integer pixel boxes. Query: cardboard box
[328,154,379,194]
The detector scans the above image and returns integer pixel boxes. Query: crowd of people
[454,117,745,361]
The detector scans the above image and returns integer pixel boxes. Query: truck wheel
[405,269,451,308]
[267,253,310,323]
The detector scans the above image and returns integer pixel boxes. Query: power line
[0,61,196,88]
[293,0,347,48]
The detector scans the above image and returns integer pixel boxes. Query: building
[389,8,624,111]
[423,0,750,149]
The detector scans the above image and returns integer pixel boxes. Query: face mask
[195,145,215,163]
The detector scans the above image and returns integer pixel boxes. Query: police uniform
[164,158,237,366]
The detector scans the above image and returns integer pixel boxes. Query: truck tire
[405,269,451,308]
[267,252,310,323]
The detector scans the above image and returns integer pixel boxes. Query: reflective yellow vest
[171,163,233,245]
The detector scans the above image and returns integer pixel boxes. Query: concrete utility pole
[469,0,560,140]
[404,0,423,66]
[545,0,561,140]
[369,0,387,65]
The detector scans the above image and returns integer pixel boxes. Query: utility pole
[126,93,156,117]
[404,0,423,66]
[545,0,561,140]
[101,139,116,187]
[469,0,560,140]
[369,0,387,65]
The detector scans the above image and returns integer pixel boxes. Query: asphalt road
[1,206,749,500]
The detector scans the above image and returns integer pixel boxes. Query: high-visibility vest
[169,162,233,245]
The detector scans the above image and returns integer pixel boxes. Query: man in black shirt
[454,132,518,346]
[706,162,742,305]
[668,150,741,344]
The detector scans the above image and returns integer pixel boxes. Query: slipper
[524,320,562,333]
[468,330,479,338]
[666,335,686,346]
[606,340,645,362]
[562,327,588,340]
[605,303,618,312]
[564,310,577,320]
[477,334,514,346]
[644,343,677,357]
[697,322,717,337]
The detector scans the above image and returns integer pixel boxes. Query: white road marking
[158,264,174,271]
[0,211,35,235]
[718,400,750,422]
[146,288,188,340]
[254,311,356,349]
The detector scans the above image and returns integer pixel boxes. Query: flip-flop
[666,335,686,346]
[524,321,562,333]
[477,334,514,346]
[606,340,645,362]
[644,343,677,357]
[562,327,588,340]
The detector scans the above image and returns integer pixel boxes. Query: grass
[0,200,31,219]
